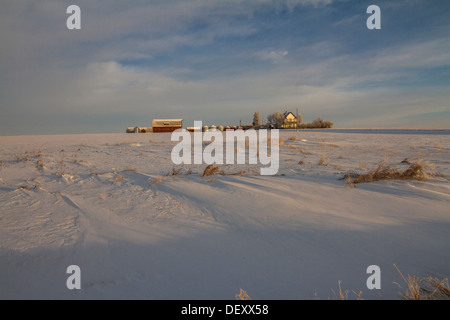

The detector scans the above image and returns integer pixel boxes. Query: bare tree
[297,113,303,125]
[252,112,260,127]
[300,117,334,129]
[267,111,284,128]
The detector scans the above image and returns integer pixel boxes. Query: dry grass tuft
[236,289,251,300]
[402,160,435,180]
[331,280,349,300]
[229,169,249,176]
[244,265,449,300]
[417,277,450,300]
[114,141,135,146]
[36,159,44,170]
[148,176,168,186]
[401,158,411,164]
[318,155,328,166]
[112,174,125,183]
[203,164,223,177]
[166,166,183,176]
[327,143,338,148]
[330,281,364,300]
[341,159,435,185]
[18,185,41,191]
[394,264,450,300]
[288,136,298,141]
[16,154,30,162]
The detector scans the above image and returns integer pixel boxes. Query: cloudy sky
[1,0,449,135]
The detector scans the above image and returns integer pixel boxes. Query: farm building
[152,119,183,133]
[281,111,298,129]
[126,127,152,133]
[187,126,201,132]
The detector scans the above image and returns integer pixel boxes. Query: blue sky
[1,0,449,135]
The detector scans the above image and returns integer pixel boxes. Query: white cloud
[259,50,289,63]
[287,0,335,9]
[369,37,450,69]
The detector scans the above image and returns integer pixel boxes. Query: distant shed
[126,127,152,133]
[187,127,201,132]
[152,119,183,133]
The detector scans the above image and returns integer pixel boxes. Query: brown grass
[416,277,450,300]
[203,164,223,177]
[148,176,168,186]
[394,264,450,300]
[242,265,449,300]
[90,171,111,176]
[112,174,124,183]
[330,269,450,300]
[202,165,255,178]
[330,281,364,300]
[341,159,435,185]
[114,141,135,146]
[318,155,328,166]
[16,154,30,162]
[153,165,252,181]
[12,150,45,169]
[18,185,41,190]
[236,289,251,300]
[230,169,252,176]
[163,166,184,176]
[328,143,338,147]
[36,159,44,170]
[401,158,411,164]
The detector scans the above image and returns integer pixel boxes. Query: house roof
[283,111,296,119]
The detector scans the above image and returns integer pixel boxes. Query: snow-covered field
[0,130,449,299]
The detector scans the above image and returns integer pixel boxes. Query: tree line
[253,111,333,129]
